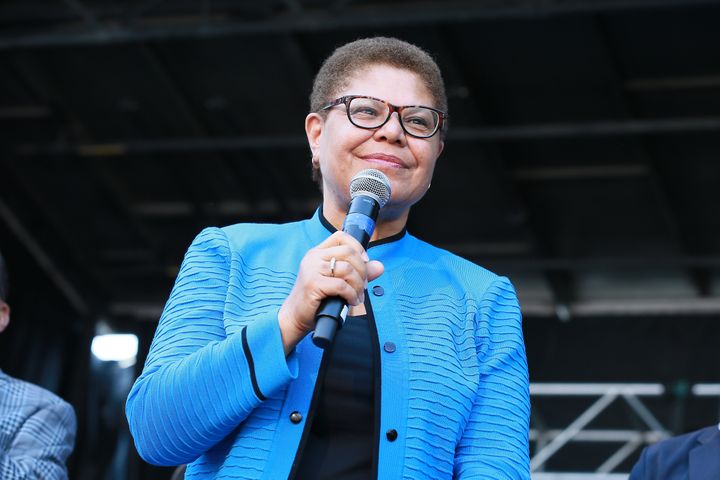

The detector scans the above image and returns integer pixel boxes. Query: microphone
[312,169,392,349]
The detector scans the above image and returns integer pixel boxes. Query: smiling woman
[126,37,530,480]
[306,63,445,235]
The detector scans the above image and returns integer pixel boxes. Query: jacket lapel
[689,425,720,480]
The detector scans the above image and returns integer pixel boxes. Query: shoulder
[220,218,309,250]
[0,373,75,426]
[650,425,718,452]
[182,219,309,260]
[648,425,718,454]
[408,234,511,297]
[631,425,719,479]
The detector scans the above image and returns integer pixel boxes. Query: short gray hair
[310,36,448,114]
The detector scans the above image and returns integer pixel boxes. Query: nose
[373,112,407,145]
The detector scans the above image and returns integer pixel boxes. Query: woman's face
[306,64,444,220]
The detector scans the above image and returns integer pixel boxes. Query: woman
[126,37,530,479]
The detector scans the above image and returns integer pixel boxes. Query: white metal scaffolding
[529,382,720,478]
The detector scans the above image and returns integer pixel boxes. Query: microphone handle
[313,299,347,349]
[312,196,379,349]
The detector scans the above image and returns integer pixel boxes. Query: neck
[322,197,408,242]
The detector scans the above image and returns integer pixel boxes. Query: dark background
[1,0,720,477]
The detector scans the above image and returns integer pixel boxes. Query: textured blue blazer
[126,210,530,479]
[630,424,720,480]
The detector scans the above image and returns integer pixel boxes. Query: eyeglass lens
[347,97,440,138]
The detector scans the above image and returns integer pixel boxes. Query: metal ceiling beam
[10,51,94,140]
[134,43,254,228]
[532,475,626,479]
[5,56,113,306]
[111,295,720,320]
[523,297,720,317]
[13,116,720,157]
[61,0,99,26]
[132,199,319,217]
[281,0,304,13]
[0,0,277,23]
[0,198,91,315]
[105,252,720,275]
[593,17,709,299]
[88,164,167,264]
[0,105,51,119]
[0,0,718,49]
[513,164,649,181]
[4,161,114,298]
[123,0,173,22]
[625,74,720,91]
[436,25,577,318]
[0,162,105,319]
[476,254,720,270]
[449,117,720,141]
[137,44,209,136]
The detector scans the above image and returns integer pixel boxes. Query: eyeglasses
[319,95,447,139]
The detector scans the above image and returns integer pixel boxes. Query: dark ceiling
[3,0,720,323]
[1,0,719,477]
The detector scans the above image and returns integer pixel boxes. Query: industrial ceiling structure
[1,0,719,478]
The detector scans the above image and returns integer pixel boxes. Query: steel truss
[529,382,720,478]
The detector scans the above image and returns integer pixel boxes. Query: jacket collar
[698,424,720,444]
[303,207,417,271]
[689,424,720,479]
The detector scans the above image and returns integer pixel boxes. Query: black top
[295,314,375,479]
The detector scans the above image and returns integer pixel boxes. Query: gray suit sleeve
[0,399,77,479]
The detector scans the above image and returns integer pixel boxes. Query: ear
[305,112,324,159]
[0,302,10,333]
[436,139,445,158]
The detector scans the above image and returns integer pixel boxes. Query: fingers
[315,232,384,287]
[366,260,384,282]
[320,245,367,279]
[282,231,384,335]
[315,275,365,306]
[337,260,365,301]
[318,231,366,257]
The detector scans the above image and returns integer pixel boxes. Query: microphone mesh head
[349,169,392,208]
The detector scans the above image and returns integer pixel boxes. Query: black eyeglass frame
[319,95,448,139]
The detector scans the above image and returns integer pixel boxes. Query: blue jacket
[126,211,530,479]
[630,424,720,480]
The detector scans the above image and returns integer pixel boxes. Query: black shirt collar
[317,204,407,249]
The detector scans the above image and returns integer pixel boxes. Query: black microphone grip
[312,196,379,349]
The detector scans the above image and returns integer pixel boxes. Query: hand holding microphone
[277,169,391,353]
[313,169,391,348]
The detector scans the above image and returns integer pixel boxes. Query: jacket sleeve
[0,397,76,480]
[125,227,298,466]
[628,446,648,480]
[454,276,531,479]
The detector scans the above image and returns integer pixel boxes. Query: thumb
[366,260,384,281]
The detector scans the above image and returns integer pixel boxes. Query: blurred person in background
[126,37,530,479]
[0,249,77,479]
[630,422,720,480]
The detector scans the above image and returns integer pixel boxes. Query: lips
[359,153,407,168]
